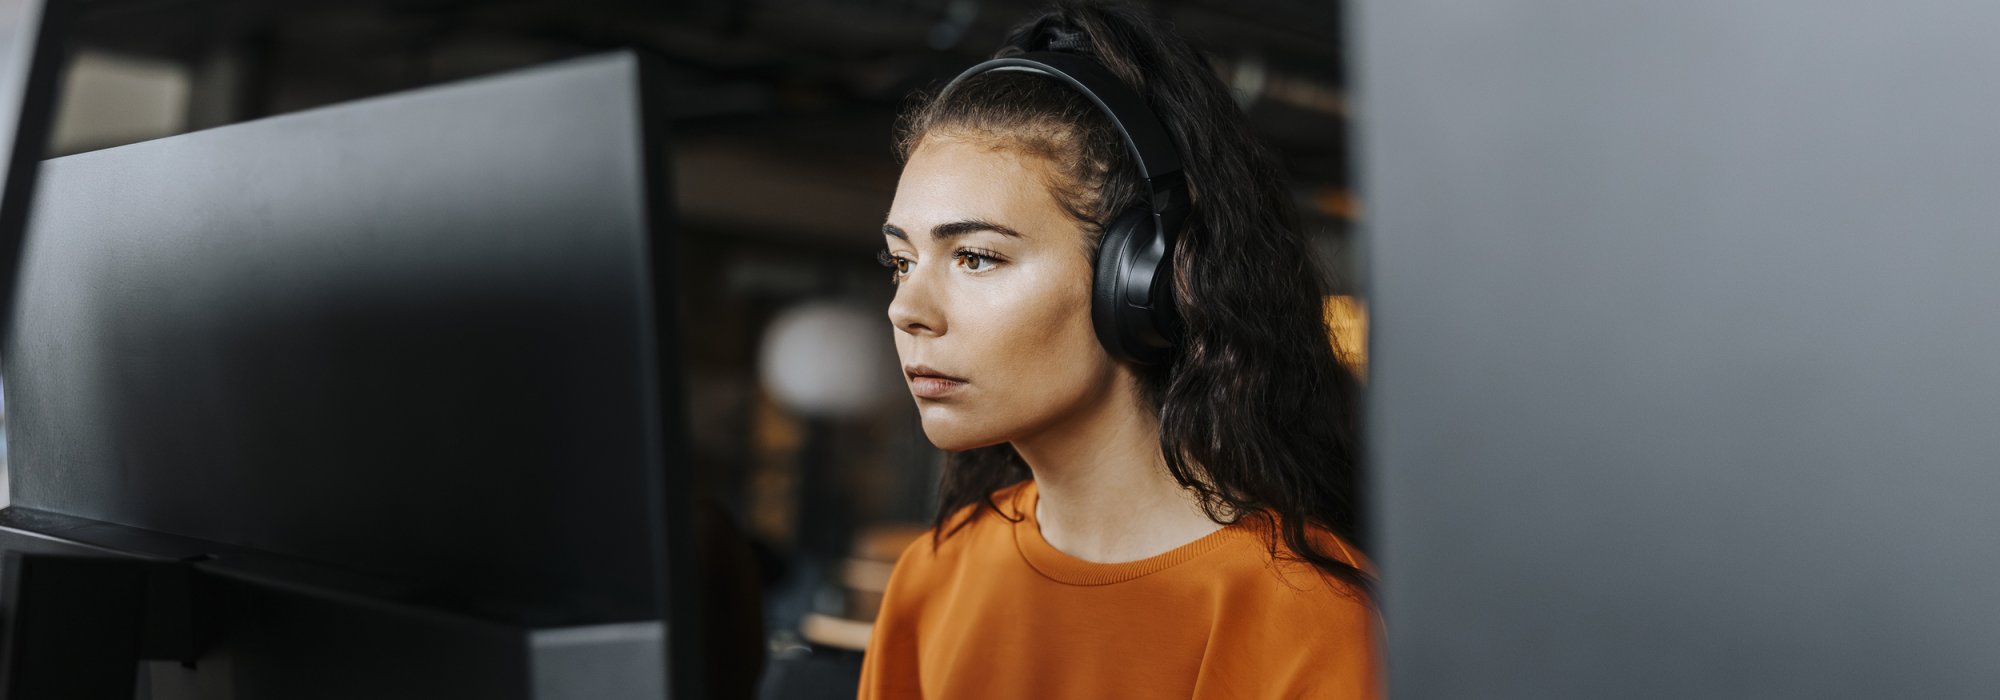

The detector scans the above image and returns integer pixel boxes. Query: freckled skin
[883,135,1131,451]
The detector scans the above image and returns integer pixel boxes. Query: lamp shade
[757,301,899,417]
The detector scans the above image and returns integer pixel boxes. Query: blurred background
[10,0,1353,696]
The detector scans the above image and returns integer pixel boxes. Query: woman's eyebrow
[882,219,1025,241]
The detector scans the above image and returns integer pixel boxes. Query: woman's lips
[905,365,967,399]
[909,375,966,399]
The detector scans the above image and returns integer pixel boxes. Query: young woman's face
[882,135,1122,451]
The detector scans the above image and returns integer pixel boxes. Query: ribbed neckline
[1009,479,1260,586]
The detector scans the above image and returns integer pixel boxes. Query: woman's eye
[956,251,994,271]
[876,249,912,281]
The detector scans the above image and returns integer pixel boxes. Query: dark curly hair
[894,0,1368,594]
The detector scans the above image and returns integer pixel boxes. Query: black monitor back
[0,52,692,698]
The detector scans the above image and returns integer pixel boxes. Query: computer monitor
[0,51,699,699]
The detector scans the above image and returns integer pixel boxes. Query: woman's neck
[1012,376,1223,564]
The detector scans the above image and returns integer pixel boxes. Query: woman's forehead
[888,137,1071,240]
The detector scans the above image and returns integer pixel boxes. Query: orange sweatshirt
[857,479,1382,699]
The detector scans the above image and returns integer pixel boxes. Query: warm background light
[1324,295,1368,379]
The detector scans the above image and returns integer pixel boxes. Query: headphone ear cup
[1091,207,1173,365]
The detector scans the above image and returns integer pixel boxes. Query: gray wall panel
[1356,2,2000,697]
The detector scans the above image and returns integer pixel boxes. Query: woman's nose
[887,266,943,337]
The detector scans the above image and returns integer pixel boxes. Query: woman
[859,0,1378,697]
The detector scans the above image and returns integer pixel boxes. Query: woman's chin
[918,420,1007,453]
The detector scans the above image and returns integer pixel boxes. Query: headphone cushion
[1090,207,1165,364]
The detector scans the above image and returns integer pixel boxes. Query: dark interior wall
[48,0,1352,244]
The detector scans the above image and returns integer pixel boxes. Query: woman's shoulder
[1208,511,1376,603]
[1198,517,1382,697]
[1169,516,1378,671]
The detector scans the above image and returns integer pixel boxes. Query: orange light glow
[1324,295,1368,379]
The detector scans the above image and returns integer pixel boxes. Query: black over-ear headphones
[938,51,1192,366]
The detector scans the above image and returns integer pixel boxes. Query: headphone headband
[939,52,1189,222]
